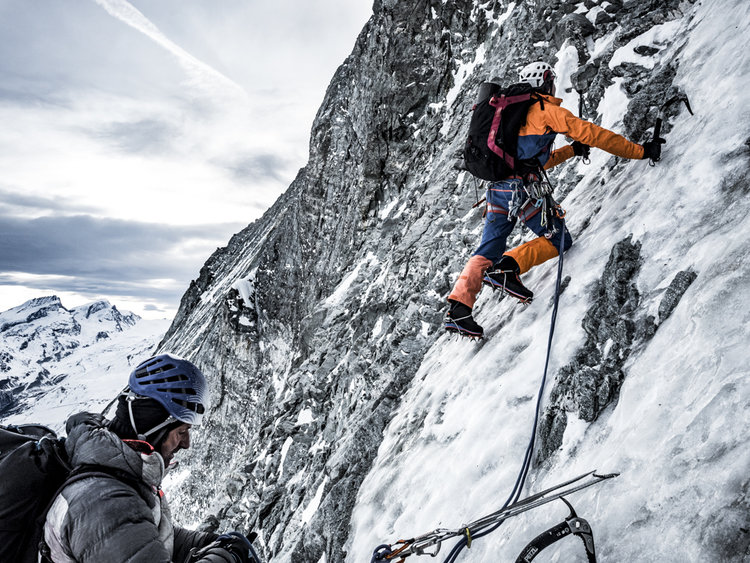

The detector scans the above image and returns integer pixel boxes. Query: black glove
[642,137,666,161]
[188,532,255,563]
[571,141,590,159]
[216,533,253,563]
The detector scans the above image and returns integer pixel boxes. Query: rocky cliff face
[160,1,749,562]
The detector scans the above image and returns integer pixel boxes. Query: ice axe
[649,94,694,165]
[574,89,591,164]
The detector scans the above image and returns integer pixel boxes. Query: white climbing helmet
[519,61,555,89]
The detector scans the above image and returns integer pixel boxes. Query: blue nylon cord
[443,218,566,563]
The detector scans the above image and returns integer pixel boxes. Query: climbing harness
[375,218,616,562]
[370,471,618,562]
[504,169,564,231]
[533,168,565,234]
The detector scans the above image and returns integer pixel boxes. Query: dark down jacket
[42,414,235,563]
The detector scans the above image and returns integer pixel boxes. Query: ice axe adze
[649,94,694,165]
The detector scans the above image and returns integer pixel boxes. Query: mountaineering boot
[444,300,484,338]
[483,255,534,303]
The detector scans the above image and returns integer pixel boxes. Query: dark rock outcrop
[537,236,659,462]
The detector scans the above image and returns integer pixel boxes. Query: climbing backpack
[0,419,149,563]
[463,82,543,181]
[0,424,70,563]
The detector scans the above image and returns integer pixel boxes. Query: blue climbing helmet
[128,353,209,427]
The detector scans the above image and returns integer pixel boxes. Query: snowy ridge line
[0,296,167,431]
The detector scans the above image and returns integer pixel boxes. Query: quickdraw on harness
[504,167,565,235]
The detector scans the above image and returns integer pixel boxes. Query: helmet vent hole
[173,398,205,414]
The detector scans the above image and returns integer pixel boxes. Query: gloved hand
[215,533,253,563]
[642,137,666,161]
[571,141,590,159]
[187,532,255,563]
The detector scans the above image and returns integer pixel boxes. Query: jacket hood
[64,412,166,490]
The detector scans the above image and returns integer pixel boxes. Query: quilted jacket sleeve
[543,144,575,169]
[543,104,645,160]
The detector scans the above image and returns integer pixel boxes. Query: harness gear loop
[524,180,553,200]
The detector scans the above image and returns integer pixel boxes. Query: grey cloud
[0,187,101,215]
[91,118,180,154]
[220,153,291,183]
[0,213,246,303]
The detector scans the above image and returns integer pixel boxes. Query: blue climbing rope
[442,218,567,563]
[371,218,568,563]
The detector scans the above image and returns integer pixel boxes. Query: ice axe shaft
[649,94,693,166]
[576,89,590,164]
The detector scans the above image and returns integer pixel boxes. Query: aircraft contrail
[93,0,247,101]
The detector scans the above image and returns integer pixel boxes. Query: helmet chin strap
[124,391,178,443]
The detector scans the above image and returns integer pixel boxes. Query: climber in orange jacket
[445,61,665,338]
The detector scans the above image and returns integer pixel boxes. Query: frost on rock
[227,276,258,335]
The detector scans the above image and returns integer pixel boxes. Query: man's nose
[180,432,191,449]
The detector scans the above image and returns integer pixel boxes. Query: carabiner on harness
[507,179,525,221]
[524,180,553,200]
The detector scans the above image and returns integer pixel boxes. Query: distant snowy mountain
[0,296,169,432]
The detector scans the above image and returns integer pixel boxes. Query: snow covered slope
[0,296,169,431]
[152,0,749,561]
[347,1,750,561]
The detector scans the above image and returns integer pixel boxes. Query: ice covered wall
[159,0,749,561]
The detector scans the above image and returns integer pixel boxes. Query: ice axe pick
[650,94,694,165]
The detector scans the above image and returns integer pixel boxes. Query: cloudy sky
[0,0,372,318]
